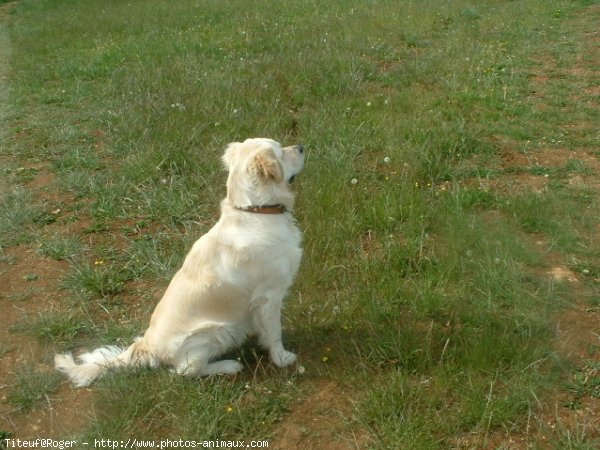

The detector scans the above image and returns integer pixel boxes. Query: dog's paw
[219,360,244,375]
[271,349,297,368]
[205,359,244,376]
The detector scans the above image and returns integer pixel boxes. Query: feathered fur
[55,138,305,387]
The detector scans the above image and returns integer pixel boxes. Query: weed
[11,311,89,348]
[0,187,46,246]
[62,258,130,298]
[5,286,39,302]
[5,365,61,413]
[0,247,16,264]
[566,360,600,404]
[37,234,83,261]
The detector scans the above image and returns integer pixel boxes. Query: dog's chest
[210,215,303,281]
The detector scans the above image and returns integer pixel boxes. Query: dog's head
[222,138,304,210]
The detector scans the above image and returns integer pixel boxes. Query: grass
[0,187,49,246]
[11,311,90,348]
[565,360,600,409]
[83,369,300,439]
[1,0,599,446]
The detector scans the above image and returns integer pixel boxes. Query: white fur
[55,138,304,387]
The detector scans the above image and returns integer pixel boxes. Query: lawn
[1,0,599,448]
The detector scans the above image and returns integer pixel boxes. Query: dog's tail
[54,338,158,388]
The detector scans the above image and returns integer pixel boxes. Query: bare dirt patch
[478,173,549,194]
[271,380,362,450]
[501,148,600,171]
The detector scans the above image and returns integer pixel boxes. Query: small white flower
[351,178,358,185]
[366,101,372,107]
[384,157,391,163]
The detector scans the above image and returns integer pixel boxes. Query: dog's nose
[297,144,304,154]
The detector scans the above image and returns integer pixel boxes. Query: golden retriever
[55,138,304,387]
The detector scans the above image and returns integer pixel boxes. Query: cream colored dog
[55,138,304,387]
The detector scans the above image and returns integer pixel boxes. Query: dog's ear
[249,149,283,183]
[222,142,241,171]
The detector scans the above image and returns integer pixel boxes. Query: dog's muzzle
[288,144,304,184]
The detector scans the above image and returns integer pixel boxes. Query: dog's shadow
[227,326,389,378]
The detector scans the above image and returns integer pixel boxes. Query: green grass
[0,187,48,246]
[37,234,83,260]
[2,0,600,446]
[82,369,300,440]
[11,311,90,348]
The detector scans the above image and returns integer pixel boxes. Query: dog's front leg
[252,296,297,367]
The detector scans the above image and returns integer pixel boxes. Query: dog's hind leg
[174,326,246,377]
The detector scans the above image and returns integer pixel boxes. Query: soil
[271,380,363,450]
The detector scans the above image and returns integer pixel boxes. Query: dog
[55,138,305,387]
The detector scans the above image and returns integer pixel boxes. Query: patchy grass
[1,0,599,446]
[5,365,62,413]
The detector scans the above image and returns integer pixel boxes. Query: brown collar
[234,204,287,214]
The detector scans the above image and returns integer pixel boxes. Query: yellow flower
[94,260,105,266]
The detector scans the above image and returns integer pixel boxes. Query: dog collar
[234,204,287,214]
